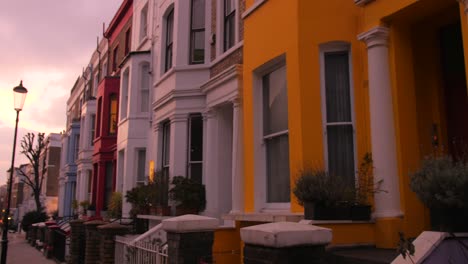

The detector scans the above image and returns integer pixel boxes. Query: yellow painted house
[232,0,468,251]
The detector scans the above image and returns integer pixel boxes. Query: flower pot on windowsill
[351,204,371,221]
[305,202,352,220]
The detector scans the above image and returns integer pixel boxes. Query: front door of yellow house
[440,22,468,159]
[411,6,467,158]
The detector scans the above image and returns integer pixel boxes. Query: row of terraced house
[58,0,468,262]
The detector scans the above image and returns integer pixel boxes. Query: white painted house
[76,38,108,206]
[145,0,244,222]
[117,0,155,216]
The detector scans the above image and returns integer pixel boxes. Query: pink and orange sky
[0,0,122,184]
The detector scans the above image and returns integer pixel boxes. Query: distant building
[91,0,132,215]
[39,133,62,215]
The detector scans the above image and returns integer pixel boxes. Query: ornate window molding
[355,0,375,7]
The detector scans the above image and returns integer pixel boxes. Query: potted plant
[87,204,96,217]
[108,192,122,219]
[293,169,352,220]
[352,153,385,221]
[169,176,206,215]
[152,170,171,216]
[410,155,468,232]
[125,184,156,217]
[79,200,90,216]
[72,200,79,217]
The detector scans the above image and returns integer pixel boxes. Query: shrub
[108,192,123,218]
[169,176,206,212]
[410,155,468,209]
[125,184,158,216]
[293,169,351,207]
[21,210,47,232]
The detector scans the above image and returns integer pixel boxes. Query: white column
[152,122,161,171]
[202,109,219,217]
[169,114,188,177]
[358,26,402,218]
[231,99,244,213]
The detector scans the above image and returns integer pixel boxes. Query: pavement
[3,232,56,264]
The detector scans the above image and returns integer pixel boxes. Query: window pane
[90,114,95,146]
[191,31,205,63]
[189,163,202,184]
[189,115,203,161]
[266,134,290,203]
[162,122,171,167]
[166,11,174,45]
[325,52,351,123]
[224,14,235,51]
[327,124,355,187]
[137,149,146,182]
[263,65,288,135]
[225,0,235,15]
[140,64,150,112]
[140,6,148,41]
[109,95,118,135]
[191,0,205,29]
[104,162,114,209]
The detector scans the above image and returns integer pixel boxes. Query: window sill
[222,212,303,223]
[299,219,375,225]
[212,41,244,67]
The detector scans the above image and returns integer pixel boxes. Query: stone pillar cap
[84,220,106,226]
[97,222,129,230]
[240,222,332,248]
[69,219,86,224]
[162,214,218,233]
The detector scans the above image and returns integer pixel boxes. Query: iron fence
[115,235,168,264]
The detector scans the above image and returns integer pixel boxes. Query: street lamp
[1,81,28,264]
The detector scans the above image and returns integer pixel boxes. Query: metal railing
[115,235,168,264]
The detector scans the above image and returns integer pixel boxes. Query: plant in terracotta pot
[410,155,468,232]
[108,192,123,219]
[293,169,352,220]
[125,184,154,217]
[87,204,96,217]
[169,176,206,215]
[79,200,90,216]
[151,170,171,216]
[352,152,386,221]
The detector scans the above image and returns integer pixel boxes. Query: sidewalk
[4,232,55,264]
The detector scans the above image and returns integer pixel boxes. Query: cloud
[0,0,122,185]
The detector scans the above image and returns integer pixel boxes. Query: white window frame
[253,54,290,211]
[216,0,239,56]
[93,73,99,97]
[90,114,96,146]
[135,148,147,185]
[121,68,130,120]
[117,149,125,193]
[139,62,150,113]
[139,3,149,43]
[162,7,175,73]
[319,42,357,182]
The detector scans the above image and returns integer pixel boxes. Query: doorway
[440,22,468,159]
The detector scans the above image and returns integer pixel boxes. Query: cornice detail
[355,0,375,7]
[358,26,390,48]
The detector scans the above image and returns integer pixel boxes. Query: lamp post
[1,81,28,264]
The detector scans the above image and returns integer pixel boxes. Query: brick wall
[210,48,243,77]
